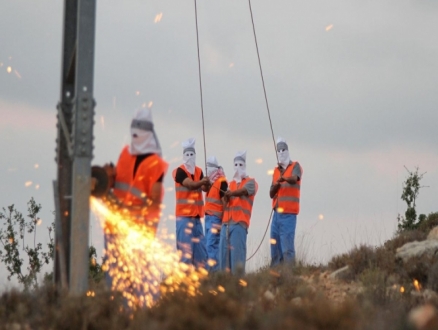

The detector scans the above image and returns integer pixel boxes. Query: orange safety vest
[173,165,205,217]
[205,177,227,219]
[271,162,302,214]
[112,146,168,226]
[223,177,257,228]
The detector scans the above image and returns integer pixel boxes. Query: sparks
[25,181,32,187]
[148,101,153,108]
[6,66,12,74]
[255,158,263,164]
[318,214,324,220]
[270,238,277,245]
[154,13,163,23]
[239,279,247,287]
[100,115,105,130]
[413,279,421,291]
[325,24,334,31]
[267,169,274,175]
[14,70,21,79]
[91,197,207,308]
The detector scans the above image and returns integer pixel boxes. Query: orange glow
[400,286,405,293]
[25,181,32,187]
[270,238,277,245]
[318,214,324,220]
[154,13,163,23]
[217,285,225,293]
[239,279,247,287]
[6,66,12,74]
[413,279,421,291]
[91,197,207,308]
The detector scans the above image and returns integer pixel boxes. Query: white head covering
[129,108,162,156]
[182,138,196,175]
[276,136,291,169]
[206,155,225,181]
[233,150,247,183]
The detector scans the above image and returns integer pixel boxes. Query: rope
[193,0,208,174]
[246,209,273,261]
[248,0,279,164]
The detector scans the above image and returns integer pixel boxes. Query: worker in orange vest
[204,156,228,271]
[103,107,168,303]
[269,137,302,267]
[219,150,258,275]
[173,138,210,267]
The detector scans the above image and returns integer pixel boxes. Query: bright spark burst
[270,238,277,245]
[6,66,12,74]
[325,24,334,31]
[91,197,207,308]
[154,13,163,23]
[239,279,247,287]
[255,158,263,164]
[217,285,225,293]
[318,214,324,220]
[400,286,405,293]
[25,181,32,187]
[267,169,274,175]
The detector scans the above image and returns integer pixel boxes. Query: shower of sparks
[25,181,32,187]
[318,214,324,220]
[6,66,12,74]
[91,197,207,308]
[14,70,21,79]
[154,13,163,23]
[255,158,263,164]
[325,24,334,31]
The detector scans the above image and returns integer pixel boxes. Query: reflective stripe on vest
[173,166,205,217]
[272,162,302,214]
[114,182,147,201]
[223,177,257,227]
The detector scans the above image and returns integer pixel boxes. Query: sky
[1,0,437,288]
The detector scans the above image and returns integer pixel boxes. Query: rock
[291,297,302,306]
[395,240,438,263]
[263,290,275,301]
[408,304,437,330]
[329,265,350,279]
[428,227,438,240]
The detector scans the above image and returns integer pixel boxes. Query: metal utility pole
[54,0,97,294]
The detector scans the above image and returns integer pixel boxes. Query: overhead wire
[192,0,279,262]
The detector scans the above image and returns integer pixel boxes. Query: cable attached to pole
[193,0,208,174]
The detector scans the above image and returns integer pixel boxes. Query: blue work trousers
[205,214,221,272]
[219,222,247,275]
[270,211,297,267]
[176,216,207,267]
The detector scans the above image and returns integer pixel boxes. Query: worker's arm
[147,181,164,225]
[280,175,299,185]
[270,181,281,198]
[182,176,210,190]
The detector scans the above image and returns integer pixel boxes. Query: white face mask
[277,148,291,169]
[233,160,247,183]
[183,151,196,175]
[206,165,218,177]
[130,128,161,156]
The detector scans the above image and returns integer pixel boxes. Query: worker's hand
[200,177,210,186]
[278,176,285,183]
[103,162,116,188]
[224,190,234,200]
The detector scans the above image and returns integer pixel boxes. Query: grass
[2,212,438,329]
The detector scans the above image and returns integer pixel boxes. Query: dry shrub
[383,230,427,252]
[418,212,438,234]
